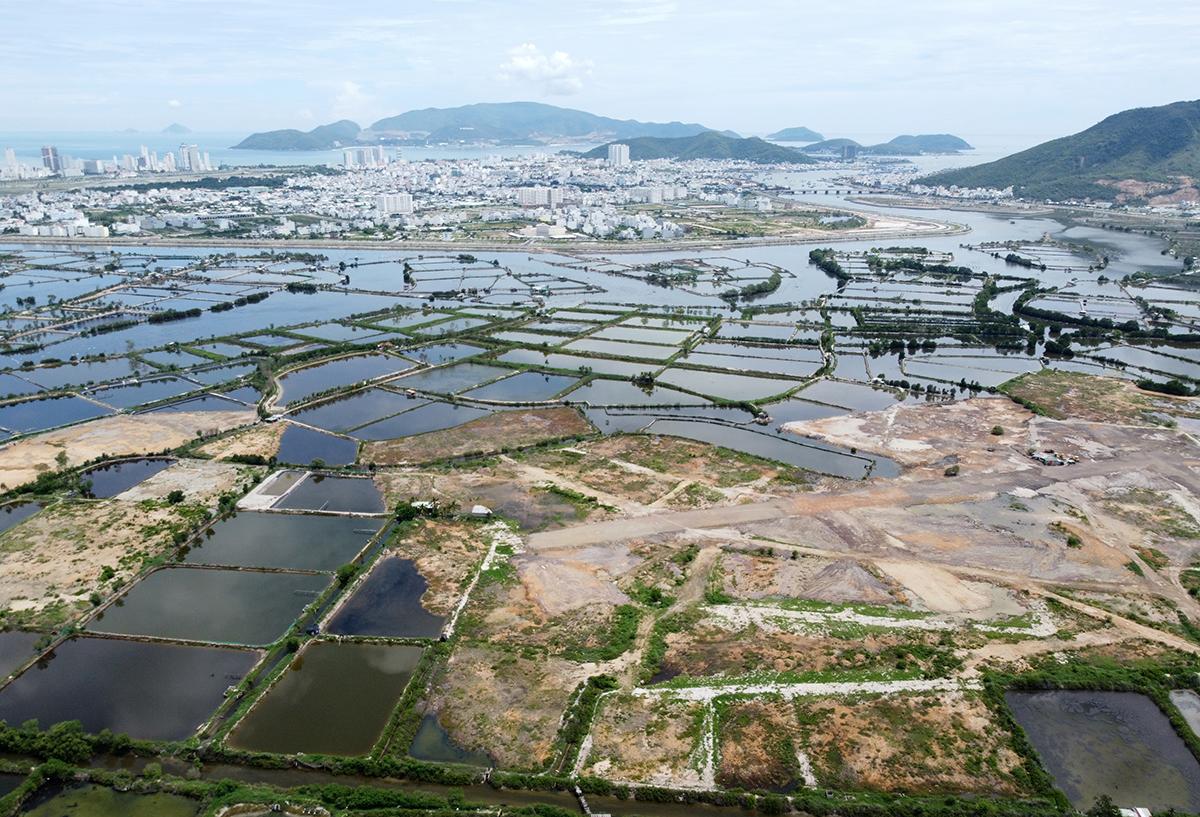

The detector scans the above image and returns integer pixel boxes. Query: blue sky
[3,0,1197,146]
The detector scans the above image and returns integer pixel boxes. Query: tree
[336,563,360,587]
[54,450,68,470]
[1086,795,1120,817]
[166,489,185,504]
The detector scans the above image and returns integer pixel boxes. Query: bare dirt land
[783,396,1032,469]
[361,407,594,465]
[388,519,490,616]
[716,697,803,790]
[0,497,211,627]
[793,690,1027,795]
[719,550,897,605]
[116,459,258,505]
[1003,369,1200,425]
[0,409,254,490]
[424,643,589,770]
[198,421,287,461]
[580,692,707,787]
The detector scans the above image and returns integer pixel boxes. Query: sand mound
[802,559,894,605]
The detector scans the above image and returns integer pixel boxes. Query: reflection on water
[1007,690,1200,811]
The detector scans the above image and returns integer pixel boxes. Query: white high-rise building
[376,193,413,217]
[3,148,15,170]
[343,146,388,169]
[607,143,630,167]
[181,144,204,172]
[162,152,177,172]
[515,187,562,207]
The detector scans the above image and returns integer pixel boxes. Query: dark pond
[273,474,385,514]
[227,642,422,756]
[409,714,493,767]
[81,457,173,498]
[277,354,414,406]
[563,378,709,407]
[0,636,257,741]
[87,376,197,409]
[326,557,443,638]
[388,362,512,394]
[276,423,359,466]
[183,511,381,571]
[88,567,330,646]
[1007,690,1200,811]
[0,501,43,536]
[0,630,41,678]
[287,388,413,432]
[0,773,23,798]
[146,394,248,413]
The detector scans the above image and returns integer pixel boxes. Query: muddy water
[183,512,380,571]
[0,636,257,741]
[1007,690,1200,811]
[88,567,330,645]
[409,714,492,767]
[80,457,173,498]
[325,557,443,638]
[227,642,422,756]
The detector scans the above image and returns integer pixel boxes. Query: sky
[3,0,1198,150]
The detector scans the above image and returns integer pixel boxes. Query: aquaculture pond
[228,642,423,756]
[563,378,709,407]
[88,567,330,645]
[409,714,493,767]
[350,401,493,441]
[0,774,23,798]
[80,457,173,498]
[325,557,444,638]
[19,784,200,817]
[272,473,385,514]
[0,629,41,678]
[0,394,111,434]
[86,376,197,409]
[461,371,577,402]
[287,387,413,432]
[655,368,797,401]
[276,353,414,406]
[389,361,512,394]
[147,394,248,414]
[0,636,258,741]
[276,423,359,466]
[183,511,381,571]
[0,500,42,535]
[1006,690,1200,811]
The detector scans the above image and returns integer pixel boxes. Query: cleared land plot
[1003,369,1200,425]
[581,692,707,787]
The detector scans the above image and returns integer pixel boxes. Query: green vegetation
[583,132,815,164]
[925,99,1200,200]
[563,604,641,662]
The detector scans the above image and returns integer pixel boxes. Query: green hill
[367,101,716,143]
[767,126,824,142]
[232,120,362,151]
[800,138,862,154]
[922,100,1200,199]
[582,133,814,164]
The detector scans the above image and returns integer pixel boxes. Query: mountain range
[581,132,814,164]
[922,99,1200,201]
[233,102,731,150]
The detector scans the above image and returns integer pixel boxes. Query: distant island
[233,101,726,151]
[922,99,1200,202]
[582,132,815,164]
[233,120,361,151]
[162,123,191,135]
[802,134,973,156]
[766,126,824,142]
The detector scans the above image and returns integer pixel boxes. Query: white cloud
[332,80,371,120]
[167,98,182,107]
[498,43,592,96]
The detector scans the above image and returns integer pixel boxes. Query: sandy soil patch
[875,560,989,613]
[581,692,707,787]
[717,697,804,790]
[0,410,254,490]
[116,458,256,505]
[361,407,593,465]
[1004,369,1200,425]
[0,498,210,623]
[427,644,589,770]
[720,550,896,605]
[198,421,286,461]
[783,396,1031,469]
